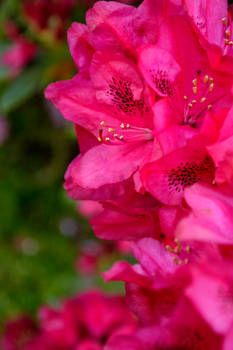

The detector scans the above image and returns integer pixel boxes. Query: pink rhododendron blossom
[2,41,36,77]
[2,22,36,77]
[91,184,161,240]
[22,0,75,40]
[2,291,137,350]
[105,301,222,349]
[186,259,233,335]
[177,183,233,244]
[1,316,37,350]
[44,1,233,348]
[77,200,103,219]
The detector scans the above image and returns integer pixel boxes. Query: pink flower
[176,183,233,244]
[1,316,37,350]
[45,1,171,200]
[22,0,75,40]
[186,258,233,335]
[90,184,161,240]
[141,138,215,205]
[77,200,103,219]
[105,300,222,349]
[2,291,137,350]
[2,41,36,77]
[2,22,36,77]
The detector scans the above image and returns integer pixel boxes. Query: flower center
[183,71,214,126]
[107,77,145,114]
[167,156,214,192]
[151,69,176,97]
[97,121,153,145]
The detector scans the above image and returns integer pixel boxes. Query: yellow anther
[200,97,206,103]
[224,38,229,45]
[192,87,197,94]
[126,123,130,128]
[174,246,180,254]
[97,137,102,142]
[114,133,118,138]
[184,258,189,264]
[172,256,184,265]
[209,83,214,92]
[203,75,209,83]
[184,95,188,100]
[209,77,214,83]
[174,238,182,248]
[105,137,110,141]
[165,245,174,252]
[229,41,233,45]
[119,135,124,140]
[188,103,193,108]
[207,104,212,110]
[225,29,231,38]
[185,246,191,252]
[192,100,197,104]
[222,17,227,25]
[120,123,125,129]
[100,121,106,126]
[172,257,179,264]
[192,78,197,86]
[108,128,115,132]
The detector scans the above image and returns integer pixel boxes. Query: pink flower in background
[2,21,36,77]
[1,316,37,350]
[22,0,76,40]
[2,291,137,350]
[105,301,222,350]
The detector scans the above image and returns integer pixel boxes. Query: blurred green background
[0,0,126,329]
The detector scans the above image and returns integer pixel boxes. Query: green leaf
[0,67,41,112]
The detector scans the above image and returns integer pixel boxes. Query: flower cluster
[45,0,233,348]
[2,290,137,350]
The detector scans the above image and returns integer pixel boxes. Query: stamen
[225,29,231,38]
[120,123,125,129]
[222,17,227,25]
[192,78,197,86]
[207,104,212,110]
[188,103,193,108]
[119,135,124,140]
[105,137,110,141]
[165,245,173,252]
[192,87,197,94]
[108,128,115,132]
[203,75,209,83]
[200,97,206,103]
[184,95,188,100]
[209,83,214,92]
[100,121,106,126]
